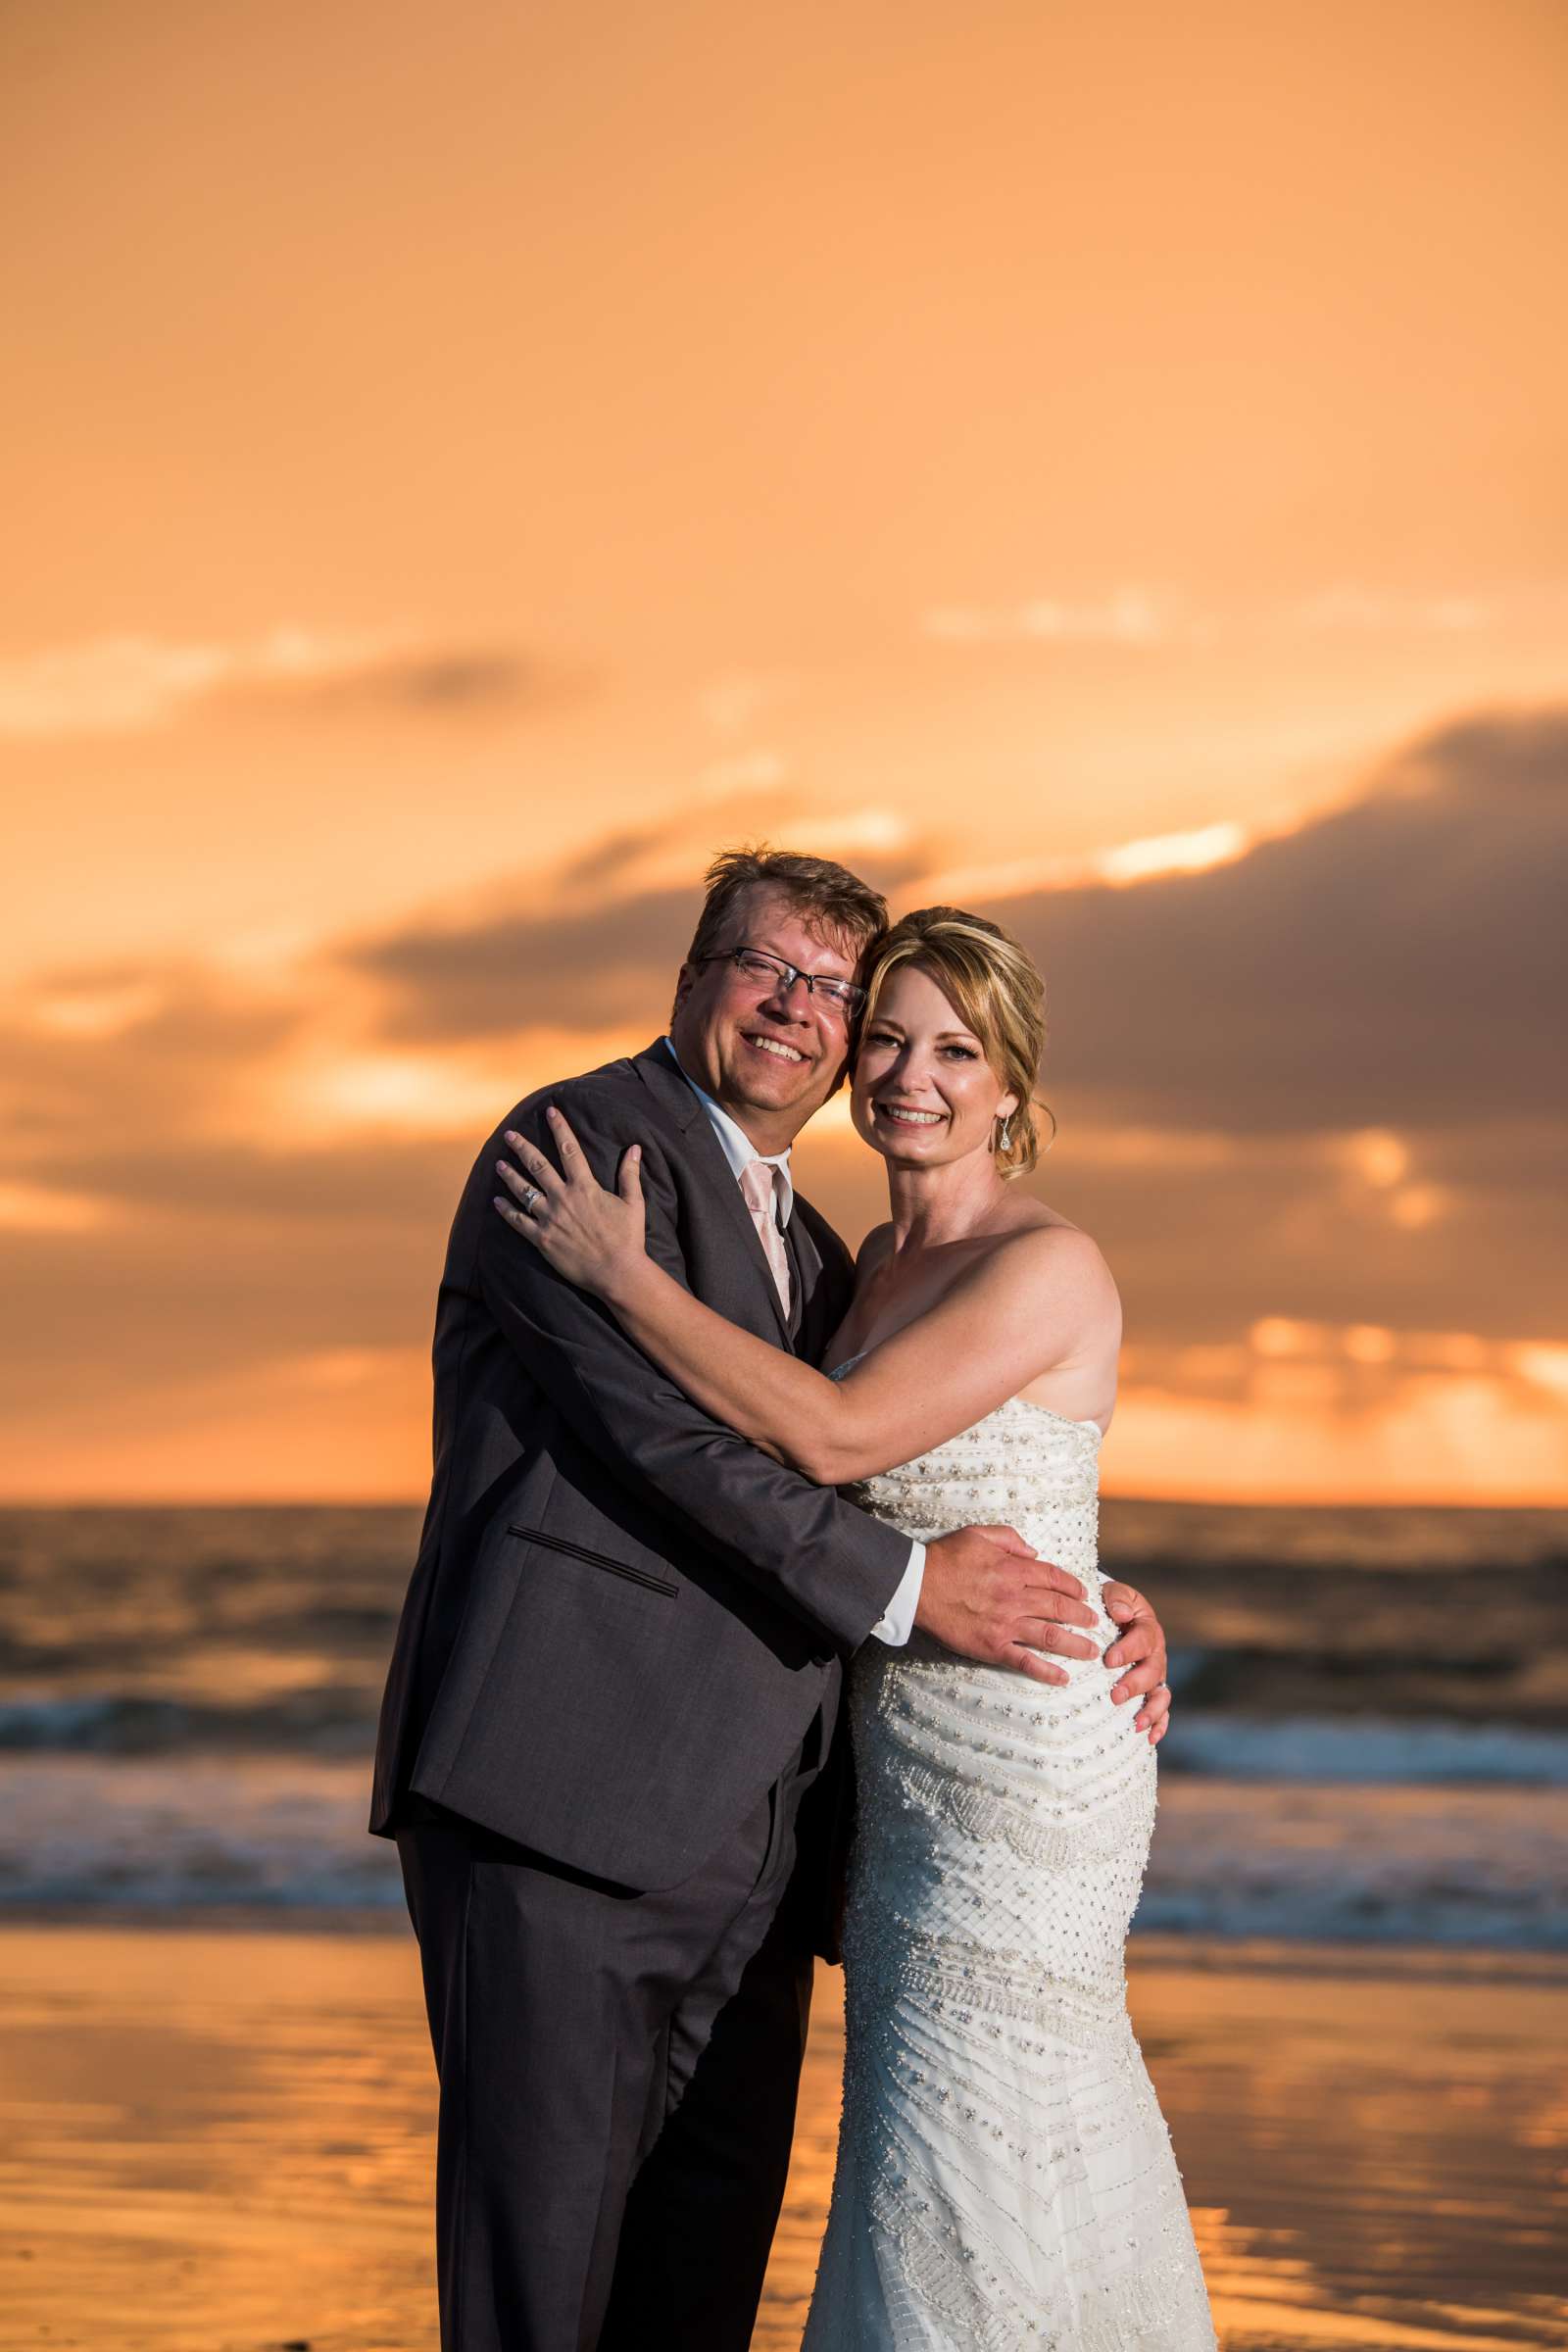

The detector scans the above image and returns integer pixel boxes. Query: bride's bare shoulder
[988,1212,1119,1302]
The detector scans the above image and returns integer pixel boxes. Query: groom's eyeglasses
[700,945,866,1019]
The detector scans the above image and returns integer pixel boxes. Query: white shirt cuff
[869,1540,926,1646]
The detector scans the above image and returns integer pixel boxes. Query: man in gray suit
[370,848,1171,2351]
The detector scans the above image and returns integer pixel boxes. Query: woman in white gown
[495,906,1216,2351]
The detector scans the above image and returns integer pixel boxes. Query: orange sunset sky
[3,0,1564,1504]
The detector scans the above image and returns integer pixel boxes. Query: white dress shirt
[658,1035,925,1646]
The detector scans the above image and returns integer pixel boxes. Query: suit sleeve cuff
[868,1540,925,1646]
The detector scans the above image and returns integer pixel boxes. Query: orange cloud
[2,706,1562,1501]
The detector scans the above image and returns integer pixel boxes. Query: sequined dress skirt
[800,1399,1216,2352]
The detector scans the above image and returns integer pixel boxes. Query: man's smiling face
[668,886,865,1152]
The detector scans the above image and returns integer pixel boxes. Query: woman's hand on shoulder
[493,1106,650,1301]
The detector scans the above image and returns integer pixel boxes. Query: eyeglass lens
[736,948,858,1007]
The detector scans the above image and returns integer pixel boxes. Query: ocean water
[2,1502,1565,1946]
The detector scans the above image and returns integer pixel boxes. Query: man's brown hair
[682,845,890,982]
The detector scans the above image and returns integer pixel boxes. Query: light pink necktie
[739,1157,792,1315]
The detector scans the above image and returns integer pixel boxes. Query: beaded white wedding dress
[801,1359,1216,2352]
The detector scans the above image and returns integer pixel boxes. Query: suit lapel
[630,1039,795,1347]
[783,1207,819,1347]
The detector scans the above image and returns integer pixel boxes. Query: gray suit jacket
[368,1037,910,1889]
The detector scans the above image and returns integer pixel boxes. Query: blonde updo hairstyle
[857,906,1055,1181]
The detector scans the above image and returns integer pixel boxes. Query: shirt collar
[659,1033,795,1226]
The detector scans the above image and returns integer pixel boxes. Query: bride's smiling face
[851,964,1019,1171]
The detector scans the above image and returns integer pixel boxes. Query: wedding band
[520,1184,542,1212]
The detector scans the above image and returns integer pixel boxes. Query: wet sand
[2,1925,1563,2350]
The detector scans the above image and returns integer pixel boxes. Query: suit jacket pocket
[508,1524,679,1598]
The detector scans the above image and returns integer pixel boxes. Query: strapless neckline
[824,1348,1105,1443]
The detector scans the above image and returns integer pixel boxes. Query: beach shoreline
[3,1920,1563,2351]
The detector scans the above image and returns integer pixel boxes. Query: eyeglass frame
[696,942,868,1019]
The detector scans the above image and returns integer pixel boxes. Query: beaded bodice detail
[837,1362,1103,1537]
[801,1358,1216,2352]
